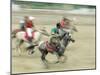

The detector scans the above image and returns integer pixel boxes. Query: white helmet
[19,20,24,23]
[29,16,35,20]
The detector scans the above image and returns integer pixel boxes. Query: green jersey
[51,27,58,34]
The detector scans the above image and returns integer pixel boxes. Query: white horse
[12,29,49,55]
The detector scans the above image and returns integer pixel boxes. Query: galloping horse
[12,28,49,55]
[38,35,61,68]
[38,31,75,68]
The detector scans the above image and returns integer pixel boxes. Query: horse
[38,31,75,68]
[12,28,50,55]
[38,35,61,68]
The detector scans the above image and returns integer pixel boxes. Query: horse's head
[62,31,75,46]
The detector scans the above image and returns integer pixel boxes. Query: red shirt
[25,21,33,28]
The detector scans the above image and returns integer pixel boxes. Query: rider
[61,17,75,42]
[51,17,71,34]
[60,17,71,29]
[51,23,66,39]
[24,16,35,42]
[51,23,61,35]
[61,17,76,36]
[51,17,75,42]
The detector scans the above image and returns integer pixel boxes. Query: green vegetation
[12,0,96,10]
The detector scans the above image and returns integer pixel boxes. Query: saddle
[45,41,57,52]
[25,31,35,41]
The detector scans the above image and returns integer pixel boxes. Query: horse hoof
[72,40,75,43]
[55,61,60,64]
[60,60,66,63]
[44,65,49,69]
[28,51,34,55]
[31,51,34,54]
[42,60,49,69]
[59,55,67,63]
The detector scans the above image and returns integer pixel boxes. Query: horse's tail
[11,31,16,39]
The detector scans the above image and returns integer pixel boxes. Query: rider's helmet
[29,16,35,21]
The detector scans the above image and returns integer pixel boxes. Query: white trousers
[26,28,33,37]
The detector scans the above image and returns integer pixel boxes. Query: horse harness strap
[45,41,56,52]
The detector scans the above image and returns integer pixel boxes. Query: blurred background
[12,0,96,27]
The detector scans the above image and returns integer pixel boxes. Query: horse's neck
[62,35,69,47]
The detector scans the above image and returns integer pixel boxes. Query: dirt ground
[12,10,96,74]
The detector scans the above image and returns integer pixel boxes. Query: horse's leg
[55,54,66,63]
[53,51,60,63]
[41,50,49,68]
[16,40,24,55]
[55,48,67,63]
[12,37,17,50]
[26,45,35,55]
[54,44,64,63]
[58,55,67,63]
[16,39,20,54]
